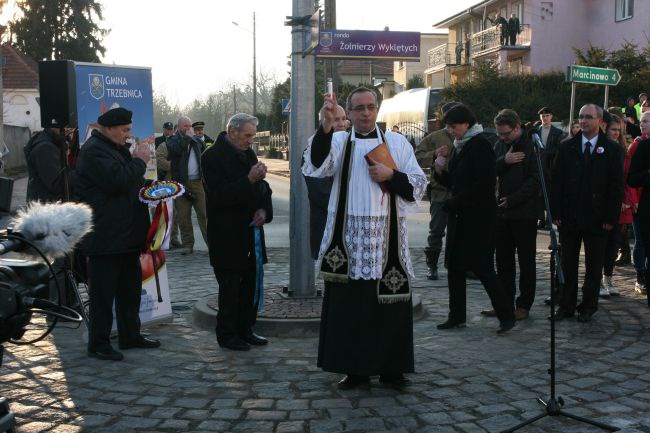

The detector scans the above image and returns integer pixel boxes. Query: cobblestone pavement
[2,244,650,433]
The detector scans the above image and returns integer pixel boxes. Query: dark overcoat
[550,132,623,233]
[628,138,650,217]
[201,131,273,270]
[435,134,497,270]
[494,133,540,221]
[75,129,149,256]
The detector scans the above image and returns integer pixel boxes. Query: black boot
[426,251,440,281]
[615,225,632,266]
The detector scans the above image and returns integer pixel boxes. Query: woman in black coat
[433,104,515,333]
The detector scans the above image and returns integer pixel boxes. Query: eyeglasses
[609,128,621,132]
[578,114,597,120]
[350,104,378,113]
[496,129,514,137]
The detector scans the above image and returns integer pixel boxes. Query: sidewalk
[3,161,650,432]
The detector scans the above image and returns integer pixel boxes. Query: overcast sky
[2,0,477,106]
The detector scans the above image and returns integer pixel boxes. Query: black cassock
[318,279,414,375]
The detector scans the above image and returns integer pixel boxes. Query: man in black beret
[76,107,161,361]
[192,121,214,147]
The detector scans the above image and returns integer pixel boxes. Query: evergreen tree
[10,0,107,62]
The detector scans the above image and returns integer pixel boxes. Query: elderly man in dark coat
[76,107,160,361]
[433,103,515,334]
[201,113,273,351]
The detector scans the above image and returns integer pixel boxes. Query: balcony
[427,43,470,72]
[470,24,531,58]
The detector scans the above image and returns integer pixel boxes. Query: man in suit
[551,104,624,322]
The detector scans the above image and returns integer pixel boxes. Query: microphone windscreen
[12,202,93,258]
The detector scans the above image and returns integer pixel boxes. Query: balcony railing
[428,42,472,70]
[470,24,531,57]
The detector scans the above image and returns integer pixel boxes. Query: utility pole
[288,0,316,297]
[253,11,257,116]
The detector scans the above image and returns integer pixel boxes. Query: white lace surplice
[302,129,427,280]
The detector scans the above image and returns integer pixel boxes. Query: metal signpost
[566,65,622,127]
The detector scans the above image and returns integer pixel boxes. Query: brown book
[365,142,398,193]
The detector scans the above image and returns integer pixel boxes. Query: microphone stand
[499,134,619,433]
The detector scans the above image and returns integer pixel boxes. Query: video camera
[0,202,92,355]
[0,202,92,432]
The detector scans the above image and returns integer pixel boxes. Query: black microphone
[0,202,93,258]
[530,132,545,150]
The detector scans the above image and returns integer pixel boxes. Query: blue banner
[74,63,156,180]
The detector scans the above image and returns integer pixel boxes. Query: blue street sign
[281,98,291,117]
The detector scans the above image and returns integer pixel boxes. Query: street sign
[566,65,622,86]
[281,98,291,116]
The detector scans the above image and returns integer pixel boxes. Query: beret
[98,107,133,127]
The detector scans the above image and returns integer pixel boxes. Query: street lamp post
[232,12,257,116]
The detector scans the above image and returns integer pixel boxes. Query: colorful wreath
[139,180,185,206]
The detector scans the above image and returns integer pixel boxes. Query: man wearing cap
[155,121,174,149]
[192,121,215,147]
[76,107,160,361]
[166,116,208,254]
[415,102,456,280]
[536,107,566,228]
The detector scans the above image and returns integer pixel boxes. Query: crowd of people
[23,87,650,388]
[25,108,271,360]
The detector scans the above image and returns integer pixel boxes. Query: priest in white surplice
[302,87,427,390]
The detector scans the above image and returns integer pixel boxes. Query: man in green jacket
[415,102,457,279]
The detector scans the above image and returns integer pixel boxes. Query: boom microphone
[0,202,93,257]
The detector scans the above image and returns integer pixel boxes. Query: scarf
[320,127,411,303]
[453,123,484,151]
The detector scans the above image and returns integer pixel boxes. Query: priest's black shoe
[337,374,370,390]
[219,337,250,351]
[576,311,593,323]
[379,374,409,390]
[437,319,466,330]
[496,319,516,335]
[549,308,574,321]
[243,333,268,346]
[88,347,124,361]
[119,336,161,350]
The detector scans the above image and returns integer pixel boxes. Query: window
[541,2,554,21]
[615,0,633,21]
[508,58,523,75]
[512,1,523,21]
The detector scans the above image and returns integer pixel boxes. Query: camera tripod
[499,135,618,433]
